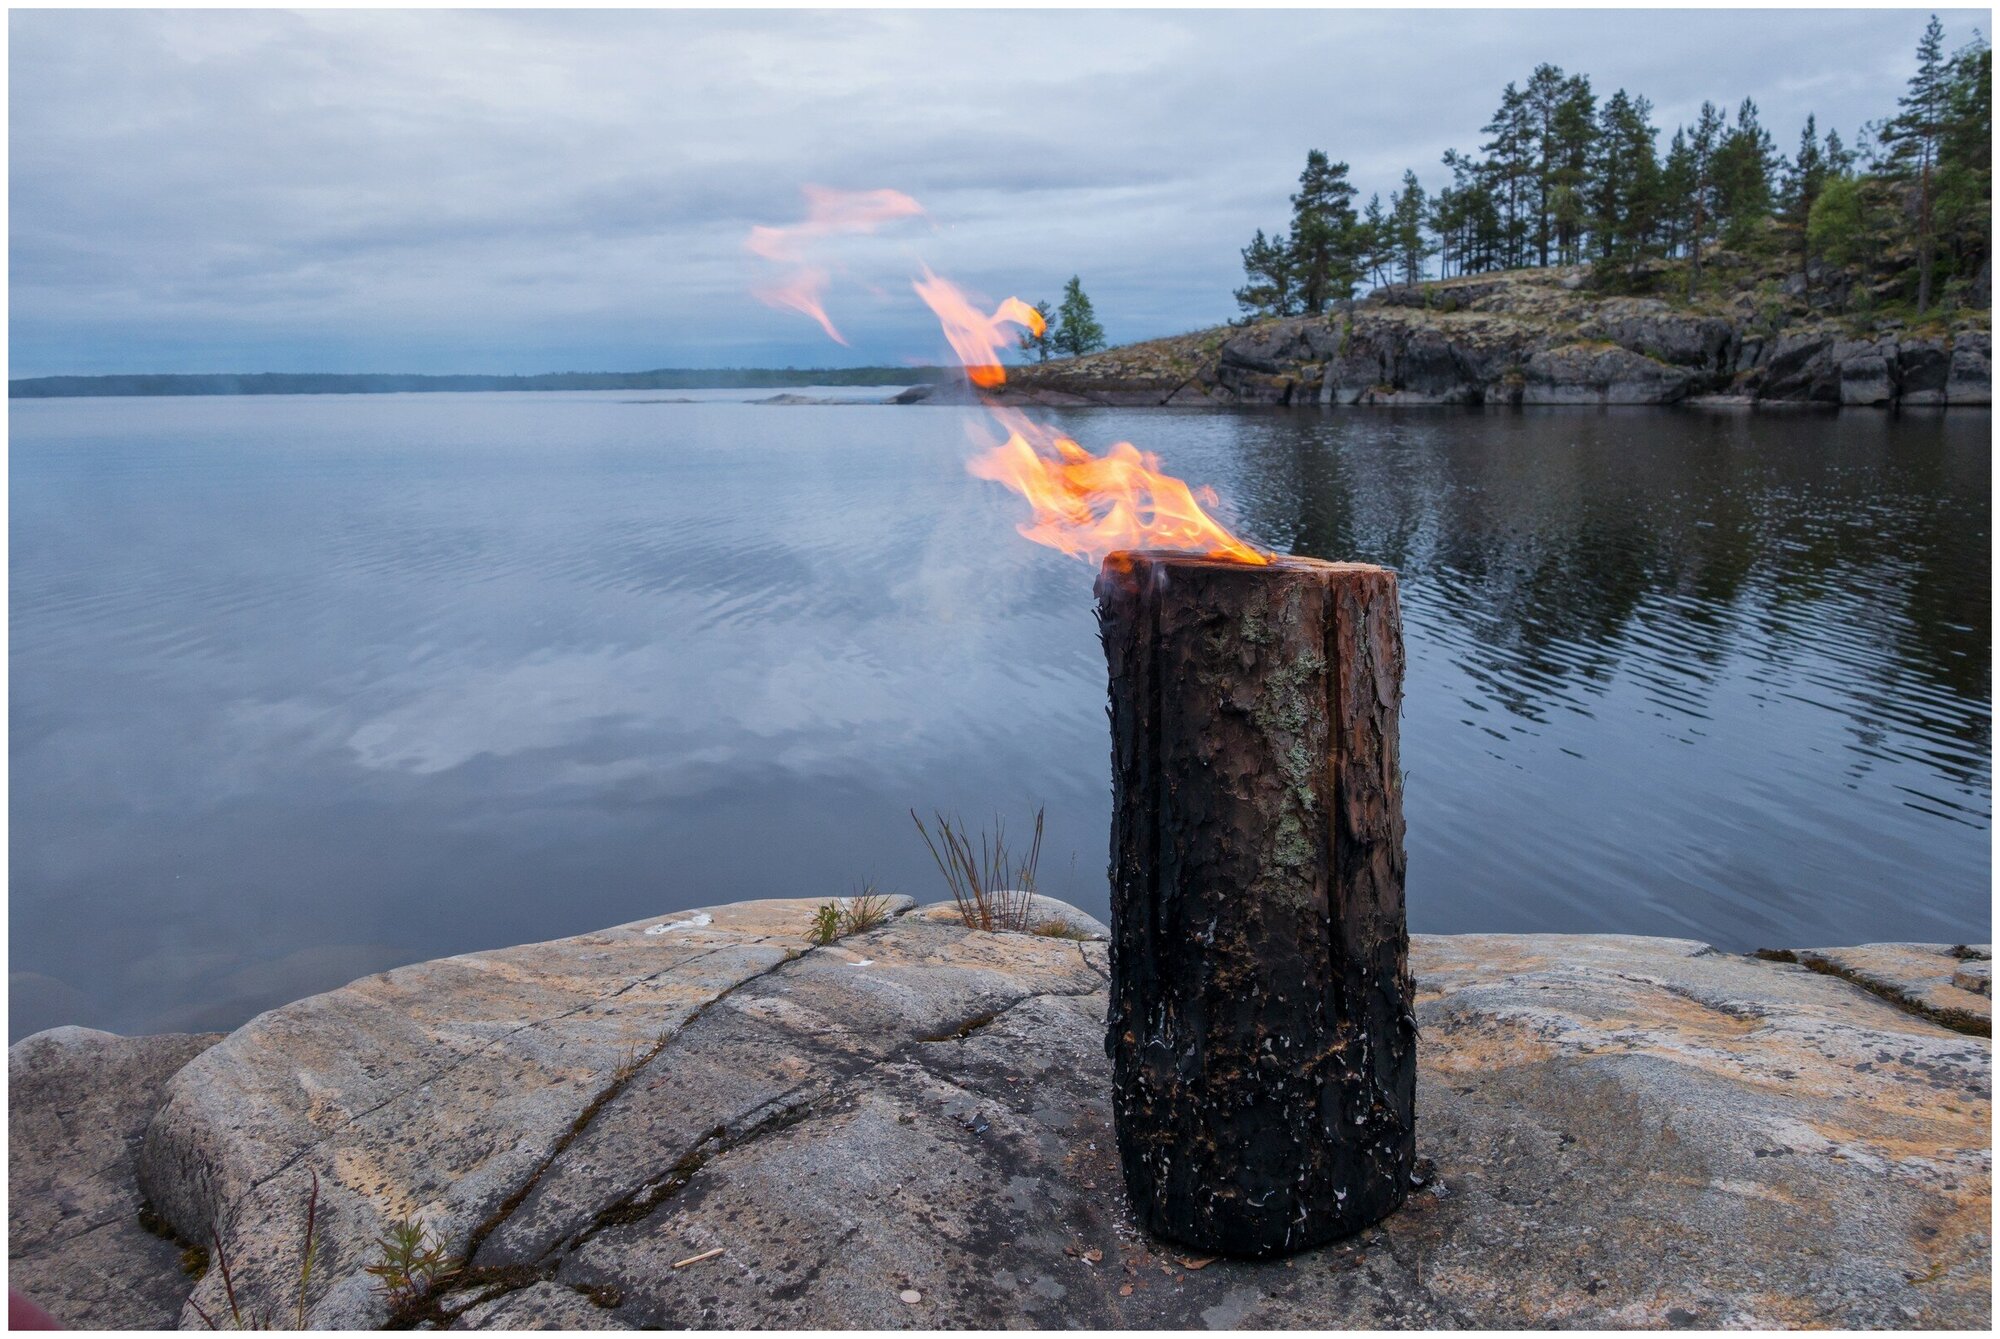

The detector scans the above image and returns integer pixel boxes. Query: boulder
[1896,339,1953,405]
[1318,317,1530,405]
[8,1027,222,1328]
[1217,318,1323,375]
[1835,338,1899,405]
[1213,322,1328,404]
[1577,299,1735,372]
[1760,329,1843,402]
[1422,278,1513,313]
[1521,344,1694,404]
[72,901,1986,1329]
[1211,363,1313,405]
[1948,331,1991,406]
[1369,283,1428,309]
[1733,334,1768,374]
[1781,261,1855,312]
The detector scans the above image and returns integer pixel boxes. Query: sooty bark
[1097,551,1414,1258]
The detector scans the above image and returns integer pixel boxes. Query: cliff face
[991,264,1992,409]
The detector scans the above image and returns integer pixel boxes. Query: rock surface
[983,265,1992,410]
[11,901,1992,1329]
[1759,943,1992,1036]
[7,1027,222,1328]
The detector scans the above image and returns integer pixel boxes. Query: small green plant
[807,884,897,944]
[364,1219,455,1313]
[911,807,1044,933]
[808,902,843,946]
[1029,919,1091,941]
[187,1168,325,1330]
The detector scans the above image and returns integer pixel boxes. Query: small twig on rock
[672,1247,725,1269]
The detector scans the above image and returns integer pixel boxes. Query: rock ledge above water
[979,265,1991,409]
[9,900,1991,1329]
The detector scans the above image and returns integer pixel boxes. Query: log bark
[1097,551,1414,1258]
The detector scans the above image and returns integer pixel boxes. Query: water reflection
[8,394,1989,1038]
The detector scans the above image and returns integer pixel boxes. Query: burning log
[744,191,1414,1254]
[1097,551,1415,1258]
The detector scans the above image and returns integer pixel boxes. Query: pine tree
[1933,33,1991,303]
[1015,299,1054,362]
[1523,64,1568,266]
[1287,150,1362,312]
[1221,24,1989,317]
[1590,89,1660,273]
[1051,277,1106,356]
[1389,171,1433,284]
[1481,83,1538,268]
[1885,14,1950,311]
[1550,74,1599,263]
[1234,228,1297,319]
[1360,194,1391,288]
[1782,114,1828,285]
[1682,101,1727,296]
[1659,127,1693,258]
[1440,148,1504,274]
[1428,185,1459,278]
[1713,98,1778,250]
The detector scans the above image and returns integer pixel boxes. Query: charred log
[1097,552,1414,1258]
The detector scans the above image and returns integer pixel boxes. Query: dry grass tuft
[841,885,895,935]
[910,807,1044,932]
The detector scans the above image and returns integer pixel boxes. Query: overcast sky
[9,6,1987,377]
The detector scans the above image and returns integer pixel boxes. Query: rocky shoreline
[921,263,1993,410]
[9,898,1991,1330]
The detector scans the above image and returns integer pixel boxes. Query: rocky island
[10,896,1991,1330]
[917,258,1992,410]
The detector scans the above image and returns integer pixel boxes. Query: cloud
[10,7,1986,375]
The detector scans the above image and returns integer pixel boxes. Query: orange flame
[911,268,1044,388]
[742,185,1266,566]
[745,186,925,344]
[751,266,845,344]
[968,410,1268,566]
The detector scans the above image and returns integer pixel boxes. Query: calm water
[10,392,1991,1038]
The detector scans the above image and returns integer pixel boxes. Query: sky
[9,6,1988,378]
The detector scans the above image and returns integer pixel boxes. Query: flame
[744,186,925,344]
[968,409,1268,566]
[911,269,1044,389]
[742,186,1266,566]
[752,266,845,344]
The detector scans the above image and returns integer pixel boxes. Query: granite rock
[1521,344,1695,404]
[1835,338,1899,405]
[1947,331,1991,405]
[68,902,1986,1330]
[1760,942,1991,1036]
[7,1027,222,1328]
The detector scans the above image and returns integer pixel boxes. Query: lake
[9,391,1991,1038]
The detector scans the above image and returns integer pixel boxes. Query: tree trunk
[1917,160,1935,316]
[1096,552,1415,1259]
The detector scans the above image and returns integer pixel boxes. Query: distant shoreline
[8,367,951,399]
